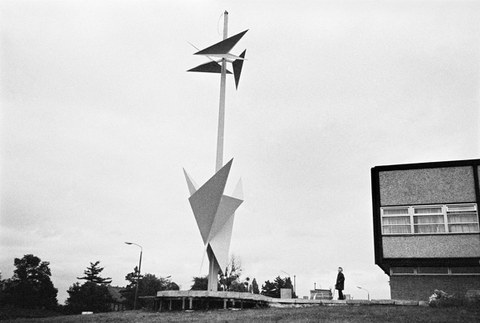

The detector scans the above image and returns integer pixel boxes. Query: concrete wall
[379,167,475,206]
[390,275,480,301]
[383,234,480,258]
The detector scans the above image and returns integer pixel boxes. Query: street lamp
[357,286,370,300]
[125,242,143,310]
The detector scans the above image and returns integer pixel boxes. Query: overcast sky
[1,0,479,304]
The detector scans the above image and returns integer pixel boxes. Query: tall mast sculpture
[184,11,248,291]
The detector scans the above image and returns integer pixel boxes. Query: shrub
[429,289,480,308]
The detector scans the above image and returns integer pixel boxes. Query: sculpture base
[154,291,269,311]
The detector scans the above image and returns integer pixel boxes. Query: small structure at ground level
[310,288,332,300]
[107,286,127,311]
[280,288,292,299]
[371,159,480,301]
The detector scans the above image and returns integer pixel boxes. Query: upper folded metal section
[232,50,246,89]
[195,30,248,56]
[187,61,232,74]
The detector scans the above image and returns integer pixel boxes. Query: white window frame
[381,203,479,235]
[380,207,411,235]
[413,205,446,234]
[390,266,480,276]
[446,204,480,233]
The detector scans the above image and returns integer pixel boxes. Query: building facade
[371,159,480,300]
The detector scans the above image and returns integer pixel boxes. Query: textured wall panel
[379,167,475,206]
[390,275,480,301]
[383,234,480,258]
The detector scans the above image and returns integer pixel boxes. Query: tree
[190,256,252,292]
[261,279,278,298]
[65,261,114,314]
[1,254,58,309]
[124,266,142,286]
[261,276,296,298]
[251,278,260,294]
[77,261,112,285]
[122,268,179,310]
[219,255,247,291]
[65,282,113,314]
[190,276,208,291]
[229,280,248,292]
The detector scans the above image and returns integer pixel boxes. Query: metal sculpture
[184,11,247,291]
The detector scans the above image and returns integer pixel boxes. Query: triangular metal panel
[231,178,243,200]
[183,169,198,195]
[206,243,222,275]
[208,213,235,272]
[208,195,243,242]
[232,50,246,89]
[195,30,248,55]
[187,61,232,74]
[203,53,244,61]
[188,160,233,244]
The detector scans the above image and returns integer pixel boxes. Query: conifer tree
[77,261,112,285]
[252,278,260,294]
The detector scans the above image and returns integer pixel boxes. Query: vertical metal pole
[208,10,228,292]
[207,245,220,291]
[294,275,296,297]
[134,249,142,310]
[215,10,228,173]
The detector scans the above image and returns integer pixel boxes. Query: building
[371,159,480,300]
[107,286,126,311]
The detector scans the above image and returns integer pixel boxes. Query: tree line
[0,254,295,318]
[0,254,179,316]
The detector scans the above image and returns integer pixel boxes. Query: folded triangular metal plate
[231,178,243,200]
[203,53,244,61]
[187,61,232,74]
[208,213,235,272]
[188,159,233,244]
[232,50,246,89]
[183,169,198,195]
[206,244,221,274]
[208,195,243,242]
[195,30,248,56]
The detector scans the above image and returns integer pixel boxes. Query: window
[381,208,410,234]
[381,203,479,235]
[450,267,480,274]
[413,207,445,234]
[390,266,480,275]
[417,267,448,274]
[447,204,480,233]
[390,267,415,275]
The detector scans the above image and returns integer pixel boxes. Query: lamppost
[125,242,142,310]
[357,286,370,300]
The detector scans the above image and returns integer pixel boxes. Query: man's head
[338,267,343,272]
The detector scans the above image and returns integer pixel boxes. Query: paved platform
[153,291,425,311]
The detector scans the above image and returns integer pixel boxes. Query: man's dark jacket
[335,272,345,290]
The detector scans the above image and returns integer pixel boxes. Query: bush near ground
[0,305,63,321]
[428,289,480,308]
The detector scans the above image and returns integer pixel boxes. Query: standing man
[335,267,345,300]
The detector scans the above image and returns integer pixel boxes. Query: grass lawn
[7,305,480,323]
